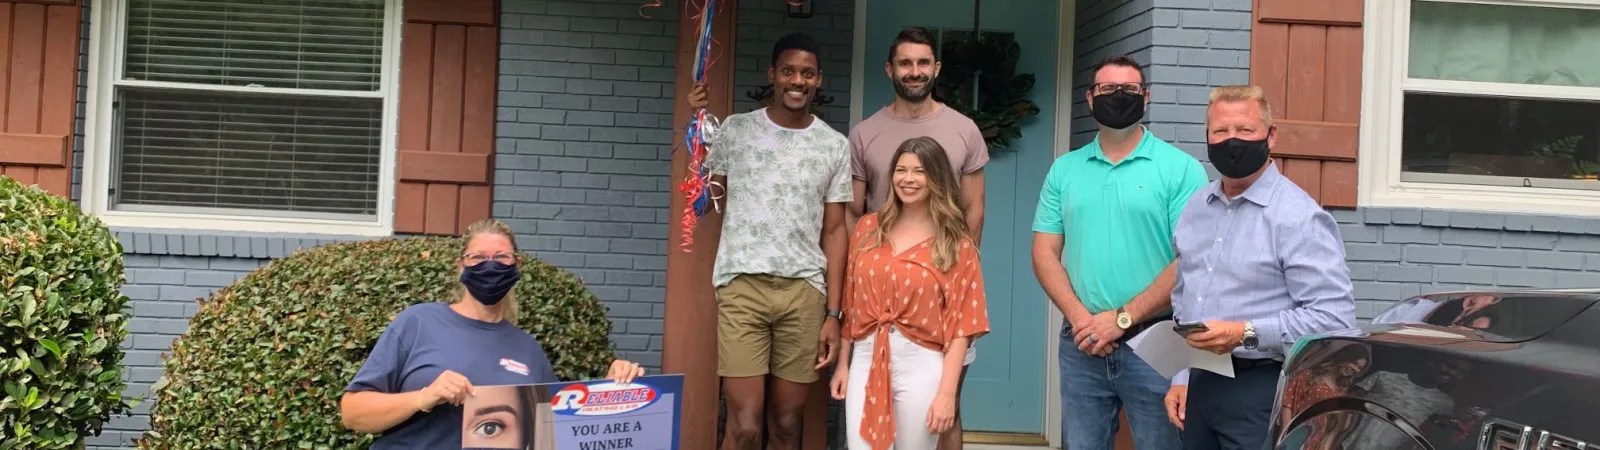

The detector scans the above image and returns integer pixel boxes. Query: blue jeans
[1059,322,1182,450]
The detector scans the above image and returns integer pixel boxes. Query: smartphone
[1173,321,1210,336]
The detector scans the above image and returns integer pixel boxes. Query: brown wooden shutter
[1250,0,1363,208]
[394,0,499,235]
[0,0,79,198]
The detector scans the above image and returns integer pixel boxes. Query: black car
[1264,289,1600,450]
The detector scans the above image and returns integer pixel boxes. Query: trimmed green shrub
[135,236,616,448]
[0,176,134,449]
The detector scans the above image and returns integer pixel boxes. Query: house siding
[732,0,856,133]
[85,255,265,449]
[1337,208,1600,322]
[494,0,683,371]
[1071,0,1151,149]
[1071,0,1250,174]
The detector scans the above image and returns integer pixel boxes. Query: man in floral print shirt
[687,32,852,450]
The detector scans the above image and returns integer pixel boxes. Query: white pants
[845,329,945,450]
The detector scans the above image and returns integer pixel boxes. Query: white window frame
[81,0,403,237]
[1360,0,1600,216]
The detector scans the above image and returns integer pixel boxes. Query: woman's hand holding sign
[418,370,475,412]
[606,359,645,385]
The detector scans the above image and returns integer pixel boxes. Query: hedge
[0,176,134,449]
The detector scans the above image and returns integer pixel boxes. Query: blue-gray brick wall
[732,0,855,133]
[1146,0,1250,174]
[1070,0,1249,176]
[81,230,357,449]
[85,254,266,450]
[1071,0,1156,147]
[1336,208,1600,322]
[495,0,682,371]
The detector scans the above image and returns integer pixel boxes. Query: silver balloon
[699,112,722,146]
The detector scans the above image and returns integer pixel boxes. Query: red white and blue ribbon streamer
[677,0,723,252]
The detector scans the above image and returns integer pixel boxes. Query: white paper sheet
[1127,320,1236,379]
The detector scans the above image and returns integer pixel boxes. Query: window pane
[1401,92,1600,186]
[124,0,386,91]
[115,87,382,217]
[1409,1,1600,88]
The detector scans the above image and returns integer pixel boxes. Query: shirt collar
[1087,126,1154,165]
[1207,160,1283,206]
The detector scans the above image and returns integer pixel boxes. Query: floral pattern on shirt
[706,109,853,293]
[843,213,990,450]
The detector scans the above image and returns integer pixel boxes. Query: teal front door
[860,0,1061,436]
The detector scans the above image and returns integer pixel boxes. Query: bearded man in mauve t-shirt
[845,26,989,450]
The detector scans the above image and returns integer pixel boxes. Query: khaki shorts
[717,274,825,383]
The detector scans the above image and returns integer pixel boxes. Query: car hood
[1365,289,1600,344]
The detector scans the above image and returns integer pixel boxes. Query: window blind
[115,88,383,216]
[113,0,389,219]
[124,0,386,92]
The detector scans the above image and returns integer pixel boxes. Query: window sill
[92,207,392,237]
[109,227,380,259]
[1364,180,1600,222]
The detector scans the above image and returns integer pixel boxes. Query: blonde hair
[861,137,968,271]
[1209,85,1275,128]
[450,218,522,322]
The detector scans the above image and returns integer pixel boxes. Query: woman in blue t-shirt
[339,219,644,449]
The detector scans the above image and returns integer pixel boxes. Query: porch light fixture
[786,0,812,18]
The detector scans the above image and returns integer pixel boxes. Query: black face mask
[460,260,519,306]
[1091,91,1145,129]
[1207,135,1272,179]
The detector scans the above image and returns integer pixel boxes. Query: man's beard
[893,74,934,102]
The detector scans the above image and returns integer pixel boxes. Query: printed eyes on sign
[472,420,507,438]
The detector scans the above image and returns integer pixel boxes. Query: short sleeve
[942,239,991,345]
[961,124,990,174]
[1030,159,1068,234]
[1169,158,1209,230]
[849,129,868,181]
[345,312,415,393]
[826,138,854,203]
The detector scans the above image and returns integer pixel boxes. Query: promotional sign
[463,374,683,450]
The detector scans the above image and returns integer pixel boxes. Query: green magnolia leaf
[37,339,60,360]
[19,296,35,323]
[1,176,133,447]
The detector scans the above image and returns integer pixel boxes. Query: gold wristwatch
[1116,307,1133,329]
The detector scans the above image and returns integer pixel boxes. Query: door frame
[847,1,1076,447]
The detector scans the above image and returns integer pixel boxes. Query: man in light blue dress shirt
[1161,85,1356,450]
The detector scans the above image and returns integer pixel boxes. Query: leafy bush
[0,176,134,449]
[136,236,616,448]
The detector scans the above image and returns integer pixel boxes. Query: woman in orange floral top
[829,137,991,450]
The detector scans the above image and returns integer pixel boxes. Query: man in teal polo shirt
[1030,54,1208,450]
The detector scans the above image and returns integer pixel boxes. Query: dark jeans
[1058,323,1182,450]
[1182,359,1282,450]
